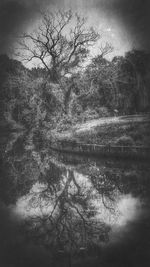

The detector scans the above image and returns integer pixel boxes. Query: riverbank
[48,113,150,159]
[50,113,150,146]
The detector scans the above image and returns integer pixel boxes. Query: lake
[1,138,149,267]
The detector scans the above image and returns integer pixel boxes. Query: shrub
[56,115,72,132]
[79,108,99,122]
[115,135,135,146]
[70,100,83,116]
[96,106,111,117]
[56,114,79,132]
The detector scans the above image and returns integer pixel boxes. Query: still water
[1,140,150,267]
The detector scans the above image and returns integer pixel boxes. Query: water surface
[1,137,150,266]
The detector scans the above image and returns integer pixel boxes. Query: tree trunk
[64,86,72,114]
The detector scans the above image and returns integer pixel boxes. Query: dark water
[0,135,150,267]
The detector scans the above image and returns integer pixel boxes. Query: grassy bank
[51,114,150,147]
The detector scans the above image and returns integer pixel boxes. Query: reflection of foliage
[88,161,150,200]
[0,154,37,204]
[89,165,118,212]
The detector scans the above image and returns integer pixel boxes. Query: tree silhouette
[18,10,100,82]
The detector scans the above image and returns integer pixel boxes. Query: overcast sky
[0,0,149,67]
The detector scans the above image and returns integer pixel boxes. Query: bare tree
[23,167,112,253]
[17,10,100,82]
[99,42,113,58]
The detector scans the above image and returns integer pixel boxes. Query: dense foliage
[1,49,150,136]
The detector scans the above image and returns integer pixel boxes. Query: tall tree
[17,10,100,82]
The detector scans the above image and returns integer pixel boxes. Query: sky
[0,0,150,67]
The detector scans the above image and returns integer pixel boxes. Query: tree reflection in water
[14,151,150,261]
[1,138,150,267]
[16,168,111,254]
